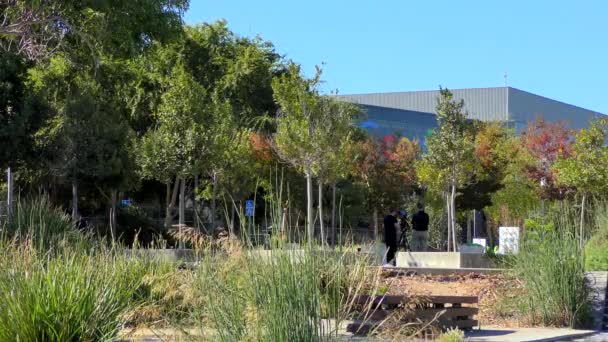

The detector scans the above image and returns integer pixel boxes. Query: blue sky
[185,1,608,114]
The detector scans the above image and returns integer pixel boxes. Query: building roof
[338,87,605,130]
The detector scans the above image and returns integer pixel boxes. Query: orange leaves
[249,132,273,162]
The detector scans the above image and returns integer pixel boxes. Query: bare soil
[380,270,528,328]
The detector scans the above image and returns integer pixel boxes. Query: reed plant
[511,206,590,327]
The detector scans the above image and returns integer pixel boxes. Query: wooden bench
[347,294,479,335]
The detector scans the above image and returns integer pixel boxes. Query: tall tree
[0,0,188,61]
[137,64,224,233]
[28,55,136,225]
[271,63,322,244]
[313,97,360,245]
[554,118,608,247]
[355,135,421,241]
[417,88,475,251]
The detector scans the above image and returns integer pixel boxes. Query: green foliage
[438,328,465,342]
[2,196,79,250]
[511,211,590,327]
[0,240,158,341]
[554,118,608,196]
[0,0,188,61]
[194,246,375,341]
[418,88,476,193]
[585,202,608,271]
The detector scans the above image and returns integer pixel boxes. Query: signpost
[498,227,520,254]
[245,200,254,241]
[245,200,254,217]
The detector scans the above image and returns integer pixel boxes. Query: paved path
[465,327,597,342]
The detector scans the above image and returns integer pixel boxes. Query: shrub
[0,242,154,341]
[511,213,590,327]
[2,196,79,249]
[193,244,377,341]
[585,232,608,271]
[585,202,608,271]
[116,205,163,247]
[438,328,466,342]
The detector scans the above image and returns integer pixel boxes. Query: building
[339,87,605,143]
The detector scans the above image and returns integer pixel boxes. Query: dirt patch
[380,270,528,328]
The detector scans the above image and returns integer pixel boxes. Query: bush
[116,205,163,247]
[193,243,378,341]
[438,328,466,342]
[2,196,79,249]
[585,203,608,271]
[0,241,154,341]
[585,227,608,271]
[511,213,590,327]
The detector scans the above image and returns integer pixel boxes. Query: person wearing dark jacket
[411,203,429,251]
[383,208,400,265]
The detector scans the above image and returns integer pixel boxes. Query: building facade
[339,87,605,144]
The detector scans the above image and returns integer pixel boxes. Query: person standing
[383,208,400,266]
[411,203,429,251]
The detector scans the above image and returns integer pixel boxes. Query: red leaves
[249,132,273,162]
[520,118,573,199]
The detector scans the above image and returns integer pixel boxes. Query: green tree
[271,63,322,244]
[0,0,188,61]
[314,97,361,245]
[554,118,608,247]
[137,64,228,233]
[417,88,475,251]
[28,55,136,230]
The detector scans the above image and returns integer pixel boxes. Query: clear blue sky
[185,1,608,114]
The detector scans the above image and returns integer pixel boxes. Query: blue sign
[121,199,132,206]
[245,200,254,217]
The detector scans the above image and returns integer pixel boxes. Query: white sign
[472,238,487,250]
[498,227,520,254]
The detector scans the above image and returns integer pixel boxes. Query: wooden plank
[357,307,478,321]
[352,294,478,306]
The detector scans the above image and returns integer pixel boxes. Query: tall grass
[193,241,377,341]
[2,196,79,249]
[512,207,590,327]
[0,241,161,341]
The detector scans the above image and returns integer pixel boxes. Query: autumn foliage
[520,118,573,199]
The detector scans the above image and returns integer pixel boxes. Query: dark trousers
[386,243,397,265]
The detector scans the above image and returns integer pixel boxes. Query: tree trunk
[466,210,472,243]
[331,182,336,246]
[194,175,199,230]
[178,177,185,249]
[580,193,586,250]
[110,189,117,242]
[6,167,13,219]
[165,178,180,230]
[318,179,325,247]
[211,172,217,234]
[72,180,78,222]
[373,208,379,242]
[450,184,457,251]
[446,192,451,252]
[305,170,314,245]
